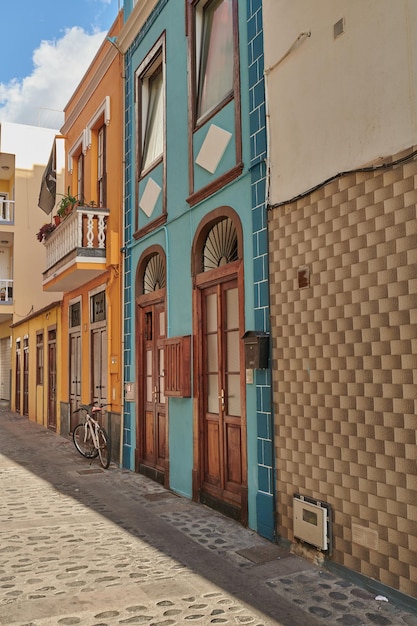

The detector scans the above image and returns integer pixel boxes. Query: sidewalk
[0,408,416,626]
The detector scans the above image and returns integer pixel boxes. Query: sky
[0,0,121,130]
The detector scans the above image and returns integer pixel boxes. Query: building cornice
[117,0,160,53]
[61,46,118,135]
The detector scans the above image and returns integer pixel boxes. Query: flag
[38,141,56,214]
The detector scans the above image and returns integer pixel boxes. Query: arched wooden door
[136,249,168,486]
[193,212,247,523]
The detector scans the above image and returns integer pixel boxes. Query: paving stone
[0,409,416,626]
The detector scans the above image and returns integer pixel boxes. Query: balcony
[42,205,110,292]
[0,199,15,223]
[0,278,13,322]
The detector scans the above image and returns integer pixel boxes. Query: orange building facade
[41,13,124,460]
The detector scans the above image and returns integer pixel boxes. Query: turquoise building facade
[247,0,275,540]
[120,0,273,537]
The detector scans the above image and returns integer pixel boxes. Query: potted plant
[56,187,78,219]
[36,222,56,242]
[73,197,98,209]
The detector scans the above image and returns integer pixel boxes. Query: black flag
[38,141,56,214]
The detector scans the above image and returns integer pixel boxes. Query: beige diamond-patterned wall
[268,148,417,598]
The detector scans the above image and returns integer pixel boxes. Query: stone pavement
[0,409,416,626]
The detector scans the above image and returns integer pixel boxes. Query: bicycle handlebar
[76,403,111,413]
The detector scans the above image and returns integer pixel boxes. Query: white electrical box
[124,382,135,402]
[293,495,330,551]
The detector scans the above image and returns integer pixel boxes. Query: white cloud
[0,27,106,130]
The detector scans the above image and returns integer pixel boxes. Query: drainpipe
[162,225,170,337]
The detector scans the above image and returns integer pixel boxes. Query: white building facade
[265,0,417,599]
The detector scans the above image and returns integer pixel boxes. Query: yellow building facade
[10,302,62,429]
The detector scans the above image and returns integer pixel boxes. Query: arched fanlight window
[143,253,166,293]
[203,217,238,271]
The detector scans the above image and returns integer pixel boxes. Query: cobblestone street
[1,410,416,626]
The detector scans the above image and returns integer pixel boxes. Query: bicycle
[72,404,111,469]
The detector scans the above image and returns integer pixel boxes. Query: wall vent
[293,494,332,551]
[298,265,310,289]
[334,17,345,39]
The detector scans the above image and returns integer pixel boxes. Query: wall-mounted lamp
[106,36,123,55]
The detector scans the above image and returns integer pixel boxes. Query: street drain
[236,544,291,564]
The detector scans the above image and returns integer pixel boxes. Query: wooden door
[200,278,244,518]
[137,301,166,483]
[15,341,21,413]
[69,332,81,432]
[91,327,107,406]
[0,337,11,402]
[23,338,29,416]
[47,330,57,430]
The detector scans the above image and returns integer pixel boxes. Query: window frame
[90,288,107,325]
[188,0,239,130]
[134,33,167,237]
[186,0,243,205]
[141,63,164,172]
[195,0,234,124]
[68,131,86,171]
[80,96,111,208]
[76,152,84,203]
[97,124,107,208]
[191,206,243,277]
[136,34,166,180]
[69,299,82,330]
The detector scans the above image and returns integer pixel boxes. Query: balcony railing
[44,206,110,270]
[0,278,13,302]
[0,199,15,223]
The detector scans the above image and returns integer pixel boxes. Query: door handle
[218,389,225,411]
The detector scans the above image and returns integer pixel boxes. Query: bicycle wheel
[97,427,111,469]
[73,423,99,458]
